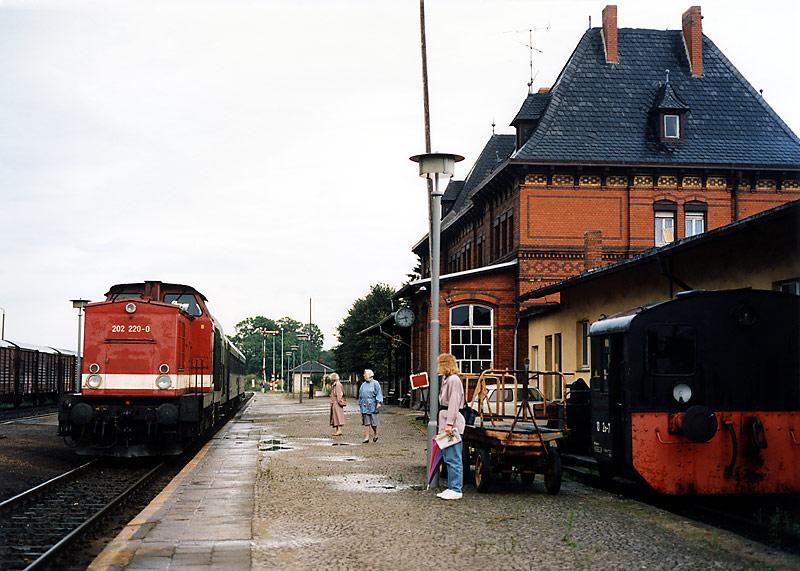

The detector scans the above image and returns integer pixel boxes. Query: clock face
[395,307,415,327]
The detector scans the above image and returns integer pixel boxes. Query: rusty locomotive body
[569,289,800,494]
[58,281,246,456]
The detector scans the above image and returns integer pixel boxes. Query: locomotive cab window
[163,293,203,317]
[590,336,611,393]
[111,292,143,301]
[646,325,696,375]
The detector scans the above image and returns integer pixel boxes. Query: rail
[0,460,165,570]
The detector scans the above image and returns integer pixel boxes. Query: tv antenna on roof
[517,26,550,94]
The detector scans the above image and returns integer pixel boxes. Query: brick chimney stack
[584,230,603,271]
[601,5,618,64]
[682,6,703,77]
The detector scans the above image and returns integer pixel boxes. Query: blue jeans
[441,441,463,492]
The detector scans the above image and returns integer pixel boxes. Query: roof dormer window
[663,114,680,139]
[651,70,689,144]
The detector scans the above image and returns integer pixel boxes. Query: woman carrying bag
[436,353,465,500]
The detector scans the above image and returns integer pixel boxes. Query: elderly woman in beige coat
[329,373,346,436]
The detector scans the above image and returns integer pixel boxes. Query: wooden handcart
[461,368,573,494]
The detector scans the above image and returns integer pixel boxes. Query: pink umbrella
[427,436,443,488]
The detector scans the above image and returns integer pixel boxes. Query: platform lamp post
[289,346,298,396]
[256,328,280,390]
[296,333,309,403]
[409,152,463,485]
[70,298,90,393]
[285,350,293,393]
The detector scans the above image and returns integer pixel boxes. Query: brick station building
[395,5,800,379]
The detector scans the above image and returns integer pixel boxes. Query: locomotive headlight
[673,383,692,403]
[88,363,100,374]
[159,363,170,374]
[86,374,102,389]
[125,302,137,314]
[156,375,172,390]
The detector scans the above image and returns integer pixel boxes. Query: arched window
[449,304,493,374]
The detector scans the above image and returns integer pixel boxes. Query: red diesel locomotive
[577,289,800,494]
[58,281,246,456]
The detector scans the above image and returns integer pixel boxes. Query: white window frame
[577,320,590,371]
[664,114,680,139]
[685,211,705,238]
[449,304,493,374]
[655,211,676,246]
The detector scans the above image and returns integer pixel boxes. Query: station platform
[89,392,799,571]
[88,397,267,570]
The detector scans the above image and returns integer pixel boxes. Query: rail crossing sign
[410,372,429,390]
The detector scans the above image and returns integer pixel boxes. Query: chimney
[601,5,618,64]
[584,230,603,271]
[682,6,703,77]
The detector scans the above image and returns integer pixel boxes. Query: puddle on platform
[295,437,337,446]
[312,455,365,463]
[318,473,411,493]
[258,438,293,452]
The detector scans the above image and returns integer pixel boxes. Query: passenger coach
[58,281,246,456]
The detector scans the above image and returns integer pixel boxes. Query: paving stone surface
[93,392,800,570]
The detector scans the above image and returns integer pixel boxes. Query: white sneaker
[438,489,463,500]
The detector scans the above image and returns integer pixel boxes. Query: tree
[231,316,323,377]
[333,283,395,381]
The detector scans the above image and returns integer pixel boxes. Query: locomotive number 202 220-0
[111,324,151,333]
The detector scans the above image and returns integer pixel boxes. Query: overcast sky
[1,0,798,351]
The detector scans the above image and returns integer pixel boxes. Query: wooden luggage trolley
[462,368,573,494]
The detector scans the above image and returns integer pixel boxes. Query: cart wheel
[544,449,562,495]
[474,447,491,493]
[463,445,472,483]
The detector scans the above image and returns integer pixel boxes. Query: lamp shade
[409,152,464,180]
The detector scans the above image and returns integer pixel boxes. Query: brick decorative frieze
[756,178,776,191]
[606,175,628,187]
[524,173,548,186]
[552,174,574,187]
[657,175,678,188]
[633,175,653,187]
[519,250,584,260]
[579,175,601,186]
[706,176,727,189]
[523,259,584,276]
[782,179,800,191]
[682,176,702,189]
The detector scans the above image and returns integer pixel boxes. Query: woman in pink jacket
[436,353,465,500]
[329,373,346,437]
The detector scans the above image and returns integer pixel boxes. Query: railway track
[0,407,58,425]
[563,464,800,553]
[0,459,165,570]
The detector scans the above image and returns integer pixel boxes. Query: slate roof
[441,180,464,215]
[653,79,689,111]
[510,92,552,126]
[441,134,515,229]
[513,28,800,167]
